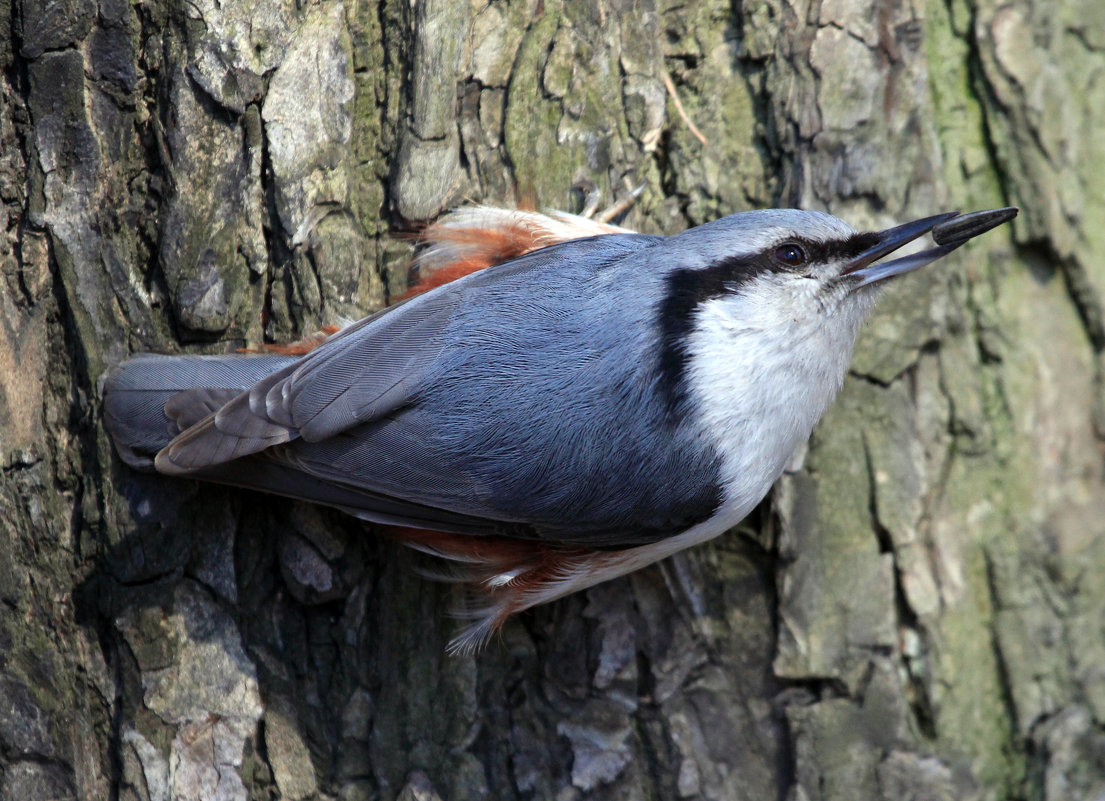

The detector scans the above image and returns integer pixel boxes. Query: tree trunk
[2,0,1103,799]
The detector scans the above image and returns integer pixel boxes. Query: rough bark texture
[1,0,1103,799]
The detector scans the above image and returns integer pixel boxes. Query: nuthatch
[103,205,1017,652]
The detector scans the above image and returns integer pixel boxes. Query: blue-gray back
[279,234,726,545]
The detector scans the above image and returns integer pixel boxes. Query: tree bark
[1,0,1103,799]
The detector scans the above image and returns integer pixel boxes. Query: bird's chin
[835,279,883,317]
[848,276,889,295]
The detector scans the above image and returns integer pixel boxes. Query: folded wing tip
[153,446,193,476]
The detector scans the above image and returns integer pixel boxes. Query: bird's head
[672,206,1017,317]
[664,207,1018,349]
[659,207,1018,433]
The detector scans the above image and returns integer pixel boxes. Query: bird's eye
[773,243,807,268]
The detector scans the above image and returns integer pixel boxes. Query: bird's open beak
[844,207,1019,288]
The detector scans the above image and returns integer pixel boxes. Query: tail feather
[102,353,298,469]
[163,388,242,433]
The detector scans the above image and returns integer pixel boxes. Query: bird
[103,204,1018,652]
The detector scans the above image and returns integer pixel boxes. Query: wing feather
[285,289,464,441]
[158,236,642,473]
[154,232,712,548]
[157,285,466,472]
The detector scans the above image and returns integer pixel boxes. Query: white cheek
[684,278,873,522]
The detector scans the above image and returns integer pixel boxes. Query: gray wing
[157,233,657,469]
[154,232,722,544]
[155,281,467,473]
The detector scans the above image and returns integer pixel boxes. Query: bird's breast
[683,292,859,520]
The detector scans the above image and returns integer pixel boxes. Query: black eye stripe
[772,233,880,267]
[819,232,880,262]
[698,233,881,279]
[656,230,878,414]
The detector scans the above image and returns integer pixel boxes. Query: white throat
[684,278,875,525]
